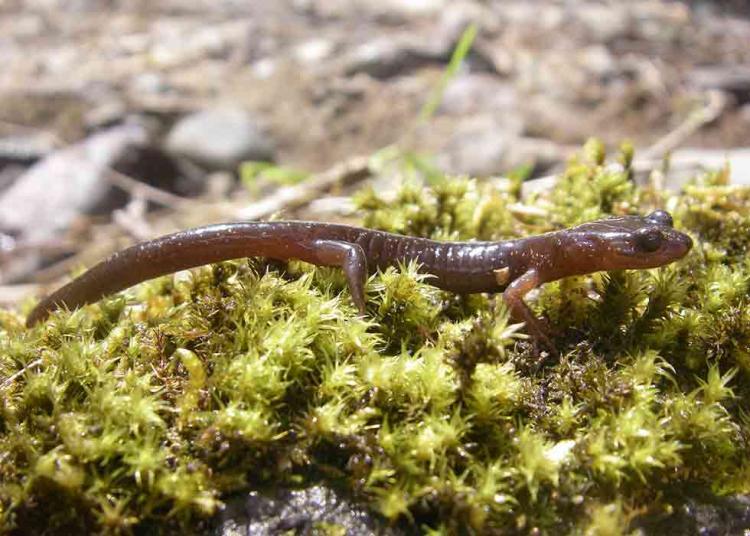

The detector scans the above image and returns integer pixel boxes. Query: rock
[131,72,171,96]
[295,0,445,19]
[250,58,277,80]
[165,108,275,171]
[439,74,517,116]
[214,485,400,536]
[438,1,494,40]
[112,144,205,199]
[372,0,446,18]
[343,32,498,80]
[293,38,335,65]
[438,129,510,177]
[0,165,25,193]
[149,21,246,68]
[0,133,58,165]
[434,115,522,177]
[632,492,750,535]
[343,37,446,79]
[342,18,465,80]
[667,148,750,188]
[688,65,750,105]
[0,123,148,242]
[578,45,617,80]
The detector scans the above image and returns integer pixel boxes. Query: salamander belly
[415,242,509,294]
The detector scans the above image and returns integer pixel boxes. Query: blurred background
[1,0,749,308]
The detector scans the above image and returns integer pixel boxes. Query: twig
[112,198,154,241]
[0,359,43,391]
[641,90,727,161]
[104,168,195,209]
[236,155,372,220]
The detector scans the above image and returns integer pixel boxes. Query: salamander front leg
[502,269,555,354]
[311,240,368,314]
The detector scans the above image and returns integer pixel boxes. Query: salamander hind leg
[311,239,368,314]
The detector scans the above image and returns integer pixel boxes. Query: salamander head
[565,210,692,271]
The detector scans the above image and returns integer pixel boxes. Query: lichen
[1,141,749,534]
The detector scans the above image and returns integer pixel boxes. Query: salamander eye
[647,210,673,227]
[635,228,663,252]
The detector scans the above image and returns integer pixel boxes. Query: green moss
[2,141,750,534]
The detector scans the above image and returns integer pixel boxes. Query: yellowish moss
[1,141,749,533]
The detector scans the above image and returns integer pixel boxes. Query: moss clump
[2,141,750,534]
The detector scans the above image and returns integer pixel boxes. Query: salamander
[25,210,692,349]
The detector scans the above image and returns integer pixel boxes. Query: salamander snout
[667,229,693,259]
[625,224,692,268]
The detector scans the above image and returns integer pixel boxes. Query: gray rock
[438,1,492,42]
[343,37,446,79]
[667,148,750,188]
[688,64,750,105]
[0,123,148,242]
[296,0,445,19]
[0,134,58,165]
[214,485,400,536]
[250,58,277,80]
[131,72,171,95]
[341,14,497,80]
[370,0,446,18]
[166,108,275,171]
[435,115,523,177]
[632,491,750,535]
[439,74,517,116]
[438,135,510,177]
[293,38,335,65]
[0,165,25,193]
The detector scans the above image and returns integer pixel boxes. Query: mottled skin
[26,210,692,350]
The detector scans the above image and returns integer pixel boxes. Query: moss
[2,140,750,534]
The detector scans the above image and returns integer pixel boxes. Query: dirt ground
[2,1,749,165]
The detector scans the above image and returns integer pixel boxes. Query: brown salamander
[25,210,692,349]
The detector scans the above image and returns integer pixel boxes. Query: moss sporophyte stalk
[2,141,750,533]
